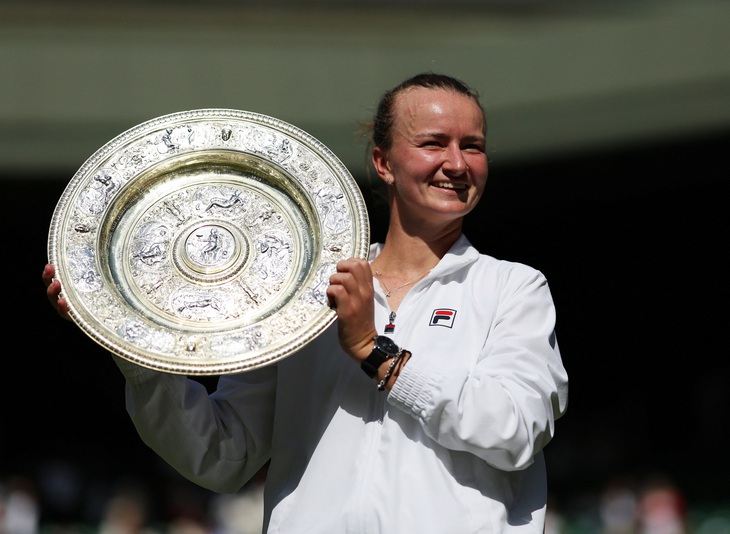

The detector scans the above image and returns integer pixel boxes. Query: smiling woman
[43,73,568,533]
[369,77,489,279]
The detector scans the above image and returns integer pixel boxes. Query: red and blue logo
[430,308,456,328]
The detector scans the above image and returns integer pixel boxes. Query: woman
[44,73,568,533]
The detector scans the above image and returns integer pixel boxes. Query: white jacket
[116,234,569,533]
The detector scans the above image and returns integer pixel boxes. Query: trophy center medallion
[174,222,249,283]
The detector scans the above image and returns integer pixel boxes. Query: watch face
[375,335,399,355]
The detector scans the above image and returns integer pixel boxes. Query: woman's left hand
[326,258,378,362]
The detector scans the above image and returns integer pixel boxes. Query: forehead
[392,87,485,133]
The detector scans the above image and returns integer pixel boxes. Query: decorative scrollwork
[48,109,369,375]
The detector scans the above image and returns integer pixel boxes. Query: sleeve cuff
[387,356,444,420]
[111,354,164,386]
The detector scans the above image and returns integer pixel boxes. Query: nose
[442,144,468,175]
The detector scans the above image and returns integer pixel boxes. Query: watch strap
[361,350,389,378]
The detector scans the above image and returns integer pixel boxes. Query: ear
[372,146,394,185]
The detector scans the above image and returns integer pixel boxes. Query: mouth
[432,181,468,191]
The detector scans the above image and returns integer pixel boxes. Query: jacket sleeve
[387,266,569,472]
[113,356,276,493]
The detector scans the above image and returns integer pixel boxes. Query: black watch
[361,335,400,378]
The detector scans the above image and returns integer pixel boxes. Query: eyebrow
[415,132,485,143]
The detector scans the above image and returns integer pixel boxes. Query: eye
[463,143,485,153]
[421,140,442,147]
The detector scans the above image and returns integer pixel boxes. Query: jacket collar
[368,234,479,279]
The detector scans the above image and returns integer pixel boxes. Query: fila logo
[430,308,456,328]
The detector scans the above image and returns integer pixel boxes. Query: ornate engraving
[253,231,292,282]
[67,245,102,292]
[78,168,121,215]
[131,221,171,270]
[184,225,238,270]
[48,109,369,375]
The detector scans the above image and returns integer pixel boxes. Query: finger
[325,281,349,311]
[331,259,373,291]
[57,298,71,318]
[42,263,56,287]
[43,265,72,321]
[46,279,61,301]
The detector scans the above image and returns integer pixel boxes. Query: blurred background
[2,0,728,532]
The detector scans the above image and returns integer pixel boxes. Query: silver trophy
[48,109,370,375]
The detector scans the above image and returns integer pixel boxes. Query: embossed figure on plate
[78,169,120,215]
[184,225,238,272]
[131,221,171,269]
[68,245,102,292]
[254,231,291,282]
[194,187,250,219]
[316,187,349,234]
[160,126,194,152]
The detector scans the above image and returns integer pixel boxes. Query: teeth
[434,182,466,190]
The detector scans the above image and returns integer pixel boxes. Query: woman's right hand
[43,264,72,321]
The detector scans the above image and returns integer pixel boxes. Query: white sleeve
[113,355,277,493]
[387,268,569,472]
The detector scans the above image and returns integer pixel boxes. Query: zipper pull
[385,311,396,333]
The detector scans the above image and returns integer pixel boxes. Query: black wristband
[361,351,390,378]
[361,335,399,378]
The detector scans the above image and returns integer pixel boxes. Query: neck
[374,221,461,276]
[382,214,462,255]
